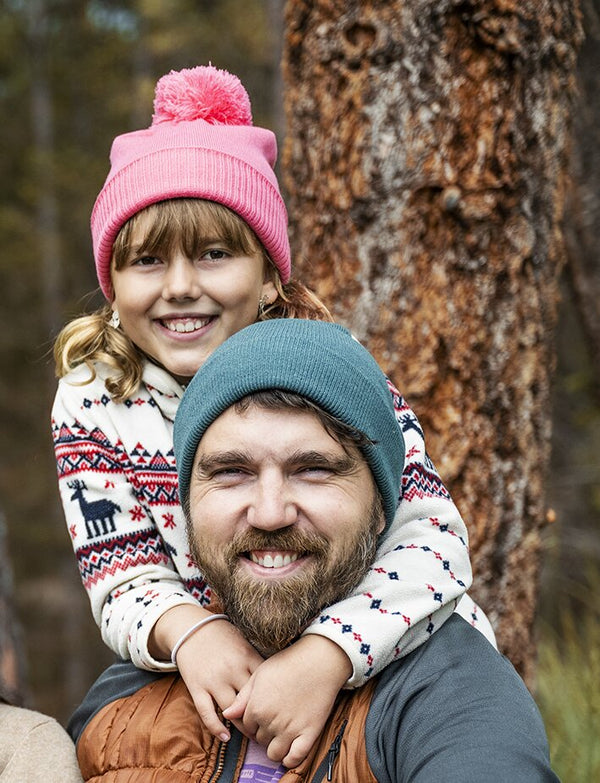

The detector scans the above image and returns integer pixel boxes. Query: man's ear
[375,495,388,536]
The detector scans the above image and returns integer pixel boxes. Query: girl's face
[111,206,276,383]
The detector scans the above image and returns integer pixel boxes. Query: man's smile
[240,547,312,579]
[248,550,300,569]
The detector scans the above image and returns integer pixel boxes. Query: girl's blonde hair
[54,199,332,402]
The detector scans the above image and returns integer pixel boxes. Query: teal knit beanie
[174,319,405,531]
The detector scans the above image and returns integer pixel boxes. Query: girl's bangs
[113,199,262,268]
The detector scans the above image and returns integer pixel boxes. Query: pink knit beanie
[91,65,291,299]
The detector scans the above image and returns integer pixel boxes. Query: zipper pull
[326,719,347,781]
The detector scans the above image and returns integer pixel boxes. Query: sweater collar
[142,361,186,422]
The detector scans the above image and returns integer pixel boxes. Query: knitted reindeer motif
[67,479,121,539]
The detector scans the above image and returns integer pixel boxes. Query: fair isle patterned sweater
[52,359,489,687]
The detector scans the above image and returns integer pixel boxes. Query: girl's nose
[162,255,201,301]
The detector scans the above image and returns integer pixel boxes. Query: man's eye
[211,467,247,480]
[297,465,332,477]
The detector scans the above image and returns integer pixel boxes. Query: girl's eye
[201,248,231,262]
[132,255,161,267]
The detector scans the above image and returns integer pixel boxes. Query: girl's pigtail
[53,305,144,402]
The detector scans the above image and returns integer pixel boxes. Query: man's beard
[189,501,382,657]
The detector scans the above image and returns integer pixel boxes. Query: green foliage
[536,578,600,780]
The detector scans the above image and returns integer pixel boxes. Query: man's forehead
[194,402,362,463]
[200,403,332,443]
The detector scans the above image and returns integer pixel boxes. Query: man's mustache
[227,528,329,558]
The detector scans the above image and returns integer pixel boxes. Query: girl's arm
[52,367,201,670]
[300,380,472,686]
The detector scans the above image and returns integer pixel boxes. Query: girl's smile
[159,316,215,334]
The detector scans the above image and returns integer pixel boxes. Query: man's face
[188,403,384,656]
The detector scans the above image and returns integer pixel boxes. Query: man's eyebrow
[194,451,253,475]
[194,449,360,475]
[285,450,359,473]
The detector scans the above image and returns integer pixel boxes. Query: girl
[52,65,491,769]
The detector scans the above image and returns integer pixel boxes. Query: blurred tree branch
[564,0,600,399]
[0,510,26,705]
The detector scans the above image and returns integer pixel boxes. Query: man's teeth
[250,552,299,569]
[164,318,209,333]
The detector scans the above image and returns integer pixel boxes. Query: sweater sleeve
[0,706,84,783]
[51,370,203,670]
[302,380,473,687]
[365,616,558,783]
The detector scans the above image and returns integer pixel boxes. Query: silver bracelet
[170,613,229,666]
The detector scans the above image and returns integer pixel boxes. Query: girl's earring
[258,296,271,318]
[110,309,120,329]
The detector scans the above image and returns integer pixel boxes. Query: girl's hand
[175,617,264,740]
[222,635,352,767]
[150,606,263,741]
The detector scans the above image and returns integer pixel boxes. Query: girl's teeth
[165,318,206,333]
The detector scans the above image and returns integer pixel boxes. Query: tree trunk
[282,0,581,683]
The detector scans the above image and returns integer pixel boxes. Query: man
[70,319,558,782]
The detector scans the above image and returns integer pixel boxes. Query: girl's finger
[222,684,250,720]
[192,693,230,742]
[281,734,315,769]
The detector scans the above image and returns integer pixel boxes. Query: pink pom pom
[152,65,253,126]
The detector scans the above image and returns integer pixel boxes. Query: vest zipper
[309,718,348,783]
[205,723,246,783]
[207,719,348,783]
[206,737,227,783]
[326,719,347,781]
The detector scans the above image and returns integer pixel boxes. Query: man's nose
[247,473,298,530]
[162,255,201,301]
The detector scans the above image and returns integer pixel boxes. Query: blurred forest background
[0,0,598,777]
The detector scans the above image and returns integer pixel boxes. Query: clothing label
[239,739,286,781]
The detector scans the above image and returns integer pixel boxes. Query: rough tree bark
[282,0,581,682]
